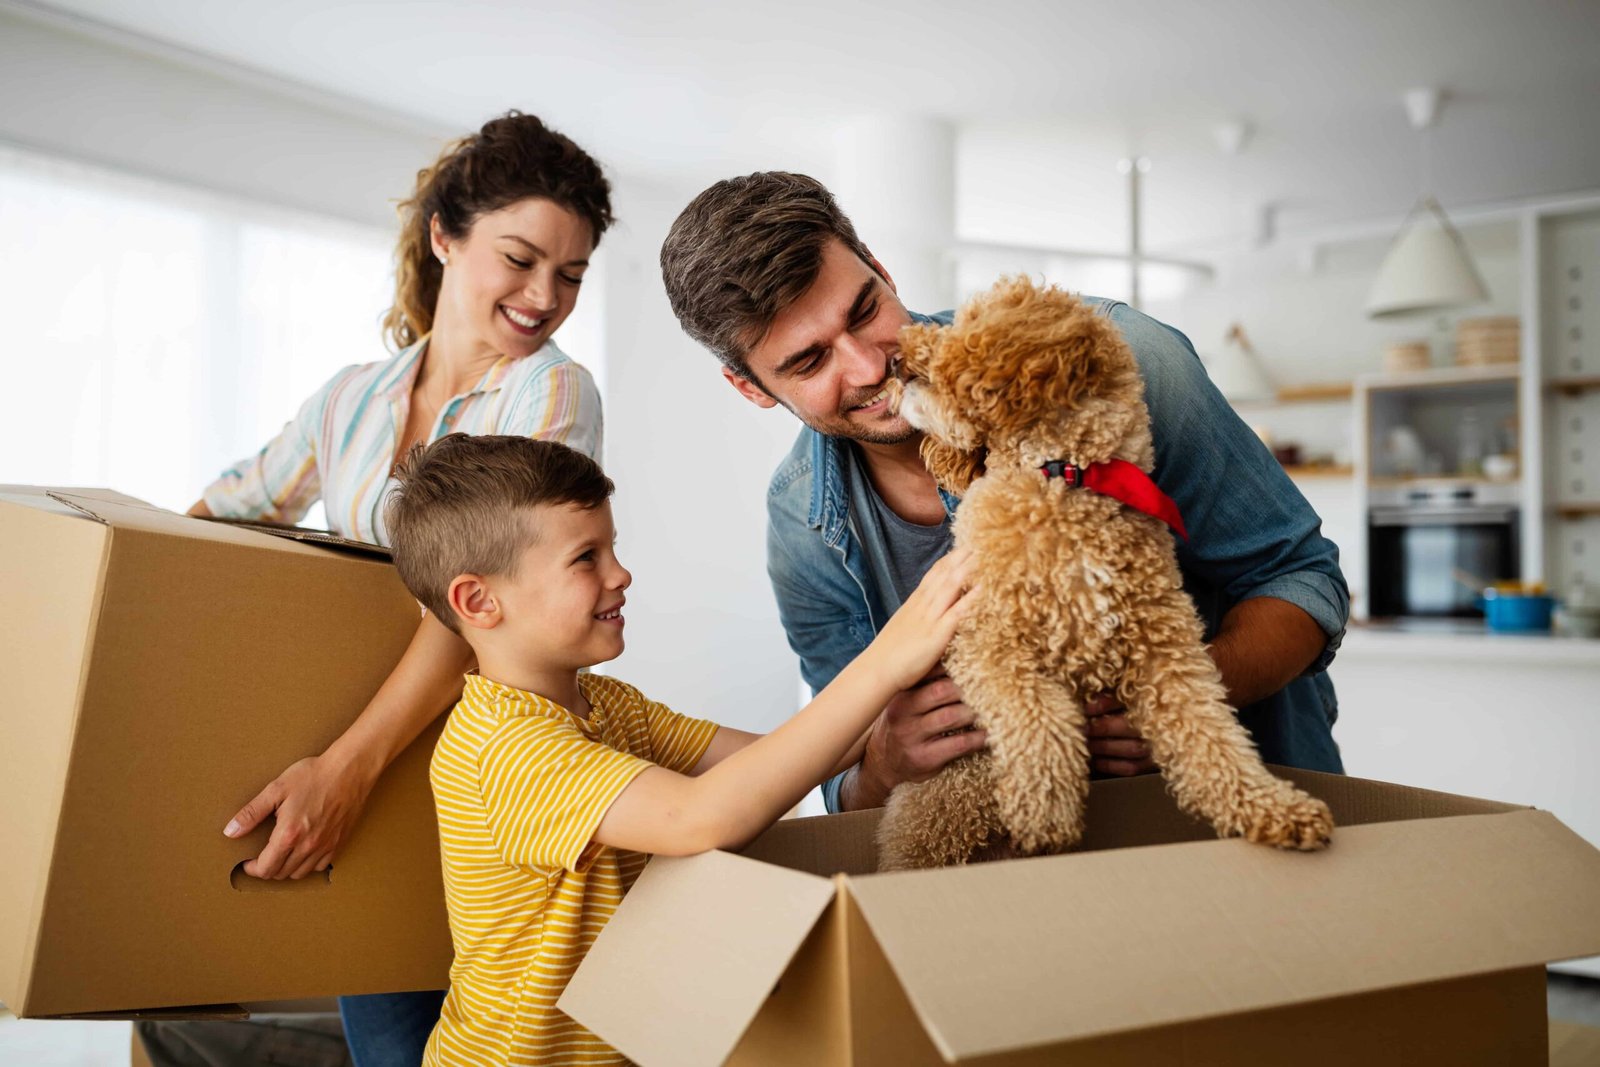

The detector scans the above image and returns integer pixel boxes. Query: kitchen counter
[1327,618,1599,977]
[1340,620,1600,666]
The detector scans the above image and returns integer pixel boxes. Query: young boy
[384,433,974,1067]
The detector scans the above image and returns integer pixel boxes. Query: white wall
[0,6,444,228]
[596,176,807,732]
[1141,223,1525,391]
[0,8,810,737]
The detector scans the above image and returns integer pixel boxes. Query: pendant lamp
[1366,88,1488,319]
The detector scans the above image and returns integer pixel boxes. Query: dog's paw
[1242,788,1334,851]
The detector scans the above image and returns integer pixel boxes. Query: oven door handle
[1370,507,1519,527]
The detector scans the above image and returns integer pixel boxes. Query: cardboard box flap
[846,809,1600,1063]
[42,490,351,558]
[201,517,392,560]
[560,849,836,1067]
[738,807,881,877]
[1075,769,1527,853]
[0,485,156,519]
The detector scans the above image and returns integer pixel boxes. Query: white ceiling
[23,0,1600,254]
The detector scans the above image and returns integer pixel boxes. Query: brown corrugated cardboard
[1549,1019,1600,1066]
[0,487,453,1018]
[561,769,1600,1066]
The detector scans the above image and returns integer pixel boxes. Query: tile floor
[4,972,1598,1065]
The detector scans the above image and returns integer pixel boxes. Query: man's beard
[809,380,921,445]
[842,418,920,445]
[785,399,920,445]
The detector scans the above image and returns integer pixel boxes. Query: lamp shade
[1202,323,1275,403]
[1366,196,1489,318]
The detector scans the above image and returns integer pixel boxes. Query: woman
[169,111,611,1067]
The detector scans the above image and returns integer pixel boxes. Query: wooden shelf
[1548,376,1600,396]
[1556,503,1600,520]
[1283,464,1354,479]
[1274,382,1353,403]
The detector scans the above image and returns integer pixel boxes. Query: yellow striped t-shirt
[424,672,719,1067]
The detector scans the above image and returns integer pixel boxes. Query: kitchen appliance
[1368,481,1520,618]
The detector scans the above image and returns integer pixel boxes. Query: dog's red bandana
[1039,458,1188,540]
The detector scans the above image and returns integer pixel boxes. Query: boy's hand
[224,754,376,879]
[870,547,977,693]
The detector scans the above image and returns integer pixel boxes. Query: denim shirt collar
[805,309,956,544]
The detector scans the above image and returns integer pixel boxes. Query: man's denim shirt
[764,300,1349,814]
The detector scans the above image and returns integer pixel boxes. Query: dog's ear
[1010,284,1137,423]
[920,437,987,496]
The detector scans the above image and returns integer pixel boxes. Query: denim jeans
[337,990,447,1067]
[135,1015,350,1067]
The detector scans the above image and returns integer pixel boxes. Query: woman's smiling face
[432,196,594,359]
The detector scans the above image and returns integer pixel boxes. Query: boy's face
[488,500,630,671]
[724,238,918,445]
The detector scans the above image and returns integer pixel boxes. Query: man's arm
[1082,305,1349,776]
[1129,308,1347,655]
[1208,596,1328,707]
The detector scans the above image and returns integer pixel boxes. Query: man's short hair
[385,434,614,633]
[659,172,878,380]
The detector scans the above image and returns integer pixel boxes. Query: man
[660,172,1346,814]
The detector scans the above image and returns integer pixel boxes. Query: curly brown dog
[876,276,1334,870]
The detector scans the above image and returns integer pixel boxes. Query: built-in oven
[1367,482,1520,619]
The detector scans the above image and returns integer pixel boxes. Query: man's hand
[1084,693,1157,777]
[224,754,377,879]
[839,671,987,811]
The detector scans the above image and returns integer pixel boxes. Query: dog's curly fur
[876,277,1334,870]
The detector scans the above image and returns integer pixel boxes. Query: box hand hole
[229,861,332,892]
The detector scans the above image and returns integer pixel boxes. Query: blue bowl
[1481,591,1554,632]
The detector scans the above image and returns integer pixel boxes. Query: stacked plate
[1383,340,1431,373]
[1455,316,1520,366]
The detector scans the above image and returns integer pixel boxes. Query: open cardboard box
[563,769,1600,1066]
[0,487,453,1018]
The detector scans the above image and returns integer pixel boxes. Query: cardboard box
[0,487,453,1018]
[562,769,1600,1066]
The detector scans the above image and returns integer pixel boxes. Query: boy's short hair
[386,434,614,632]
[659,171,879,381]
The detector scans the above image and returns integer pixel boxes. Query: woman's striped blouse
[201,337,602,545]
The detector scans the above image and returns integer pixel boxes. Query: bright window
[0,144,607,521]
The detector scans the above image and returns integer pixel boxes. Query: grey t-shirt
[847,445,954,614]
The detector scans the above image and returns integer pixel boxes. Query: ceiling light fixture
[1366,87,1489,319]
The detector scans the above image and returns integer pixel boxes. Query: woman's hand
[868,547,978,692]
[224,754,377,879]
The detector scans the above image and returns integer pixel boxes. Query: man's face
[727,239,917,445]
